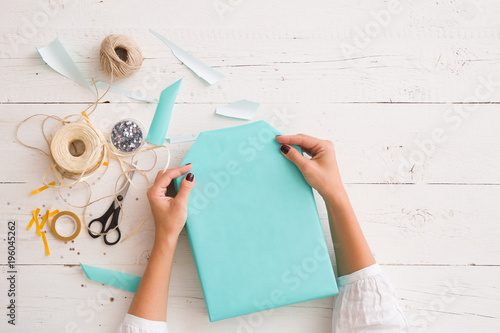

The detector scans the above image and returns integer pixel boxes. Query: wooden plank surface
[4,103,500,185]
[0,264,498,332]
[1,182,500,266]
[1,0,500,332]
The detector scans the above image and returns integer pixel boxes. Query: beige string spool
[99,35,143,79]
[50,122,107,177]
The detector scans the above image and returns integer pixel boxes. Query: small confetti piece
[40,210,49,230]
[81,111,90,123]
[41,232,50,256]
[27,208,40,230]
[31,181,56,195]
[48,210,59,217]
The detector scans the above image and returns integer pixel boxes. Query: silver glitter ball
[110,119,144,153]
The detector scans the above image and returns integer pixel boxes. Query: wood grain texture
[0,265,498,332]
[1,0,499,332]
[4,103,500,184]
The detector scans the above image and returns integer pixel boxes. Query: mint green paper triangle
[80,263,141,293]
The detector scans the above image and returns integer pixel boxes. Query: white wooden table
[1,1,499,332]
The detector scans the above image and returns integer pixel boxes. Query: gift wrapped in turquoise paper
[174,120,338,322]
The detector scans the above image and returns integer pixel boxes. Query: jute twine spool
[99,35,143,79]
[50,122,107,176]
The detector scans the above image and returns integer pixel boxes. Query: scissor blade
[116,164,137,200]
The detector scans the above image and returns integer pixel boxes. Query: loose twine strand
[16,78,170,242]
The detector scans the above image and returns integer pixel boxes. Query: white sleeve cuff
[332,263,409,332]
[337,263,382,286]
[117,313,168,333]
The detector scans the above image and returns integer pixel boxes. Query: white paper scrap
[96,81,158,103]
[215,100,260,120]
[149,29,224,85]
[36,38,94,94]
[166,133,200,144]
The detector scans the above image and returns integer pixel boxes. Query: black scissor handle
[103,203,122,245]
[104,227,121,245]
[88,218,105,238]
[88,201,116,239]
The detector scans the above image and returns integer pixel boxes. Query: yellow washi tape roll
[50,211,81,242]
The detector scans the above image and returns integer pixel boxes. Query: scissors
[88,166,136,245]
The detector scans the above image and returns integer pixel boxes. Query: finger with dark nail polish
[186,173,194,182]
[280,144,290,154]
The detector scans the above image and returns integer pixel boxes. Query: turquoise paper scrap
[80,263,141,293]
[146,79,182,146]
[216,99,260,120]
[36,38,94,94]
[96,81,158,103]
[150,29,224,85]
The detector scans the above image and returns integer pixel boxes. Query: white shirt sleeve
[115,314,168,333]
[332,264,408,332]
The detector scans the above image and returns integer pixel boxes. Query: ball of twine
[50,122,107,176]
[99,34,143,79]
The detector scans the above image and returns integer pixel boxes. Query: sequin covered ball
[110,120,144,153]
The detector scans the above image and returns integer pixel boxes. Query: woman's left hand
[146,164,195,244]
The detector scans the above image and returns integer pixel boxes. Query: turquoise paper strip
[80,263,141,293]
[146,79,182,146]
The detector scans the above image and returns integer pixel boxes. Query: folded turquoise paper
[146,79,182,146]
[174,121,338,322]
[80,263,141,293]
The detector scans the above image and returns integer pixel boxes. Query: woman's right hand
[276,134,346,201]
